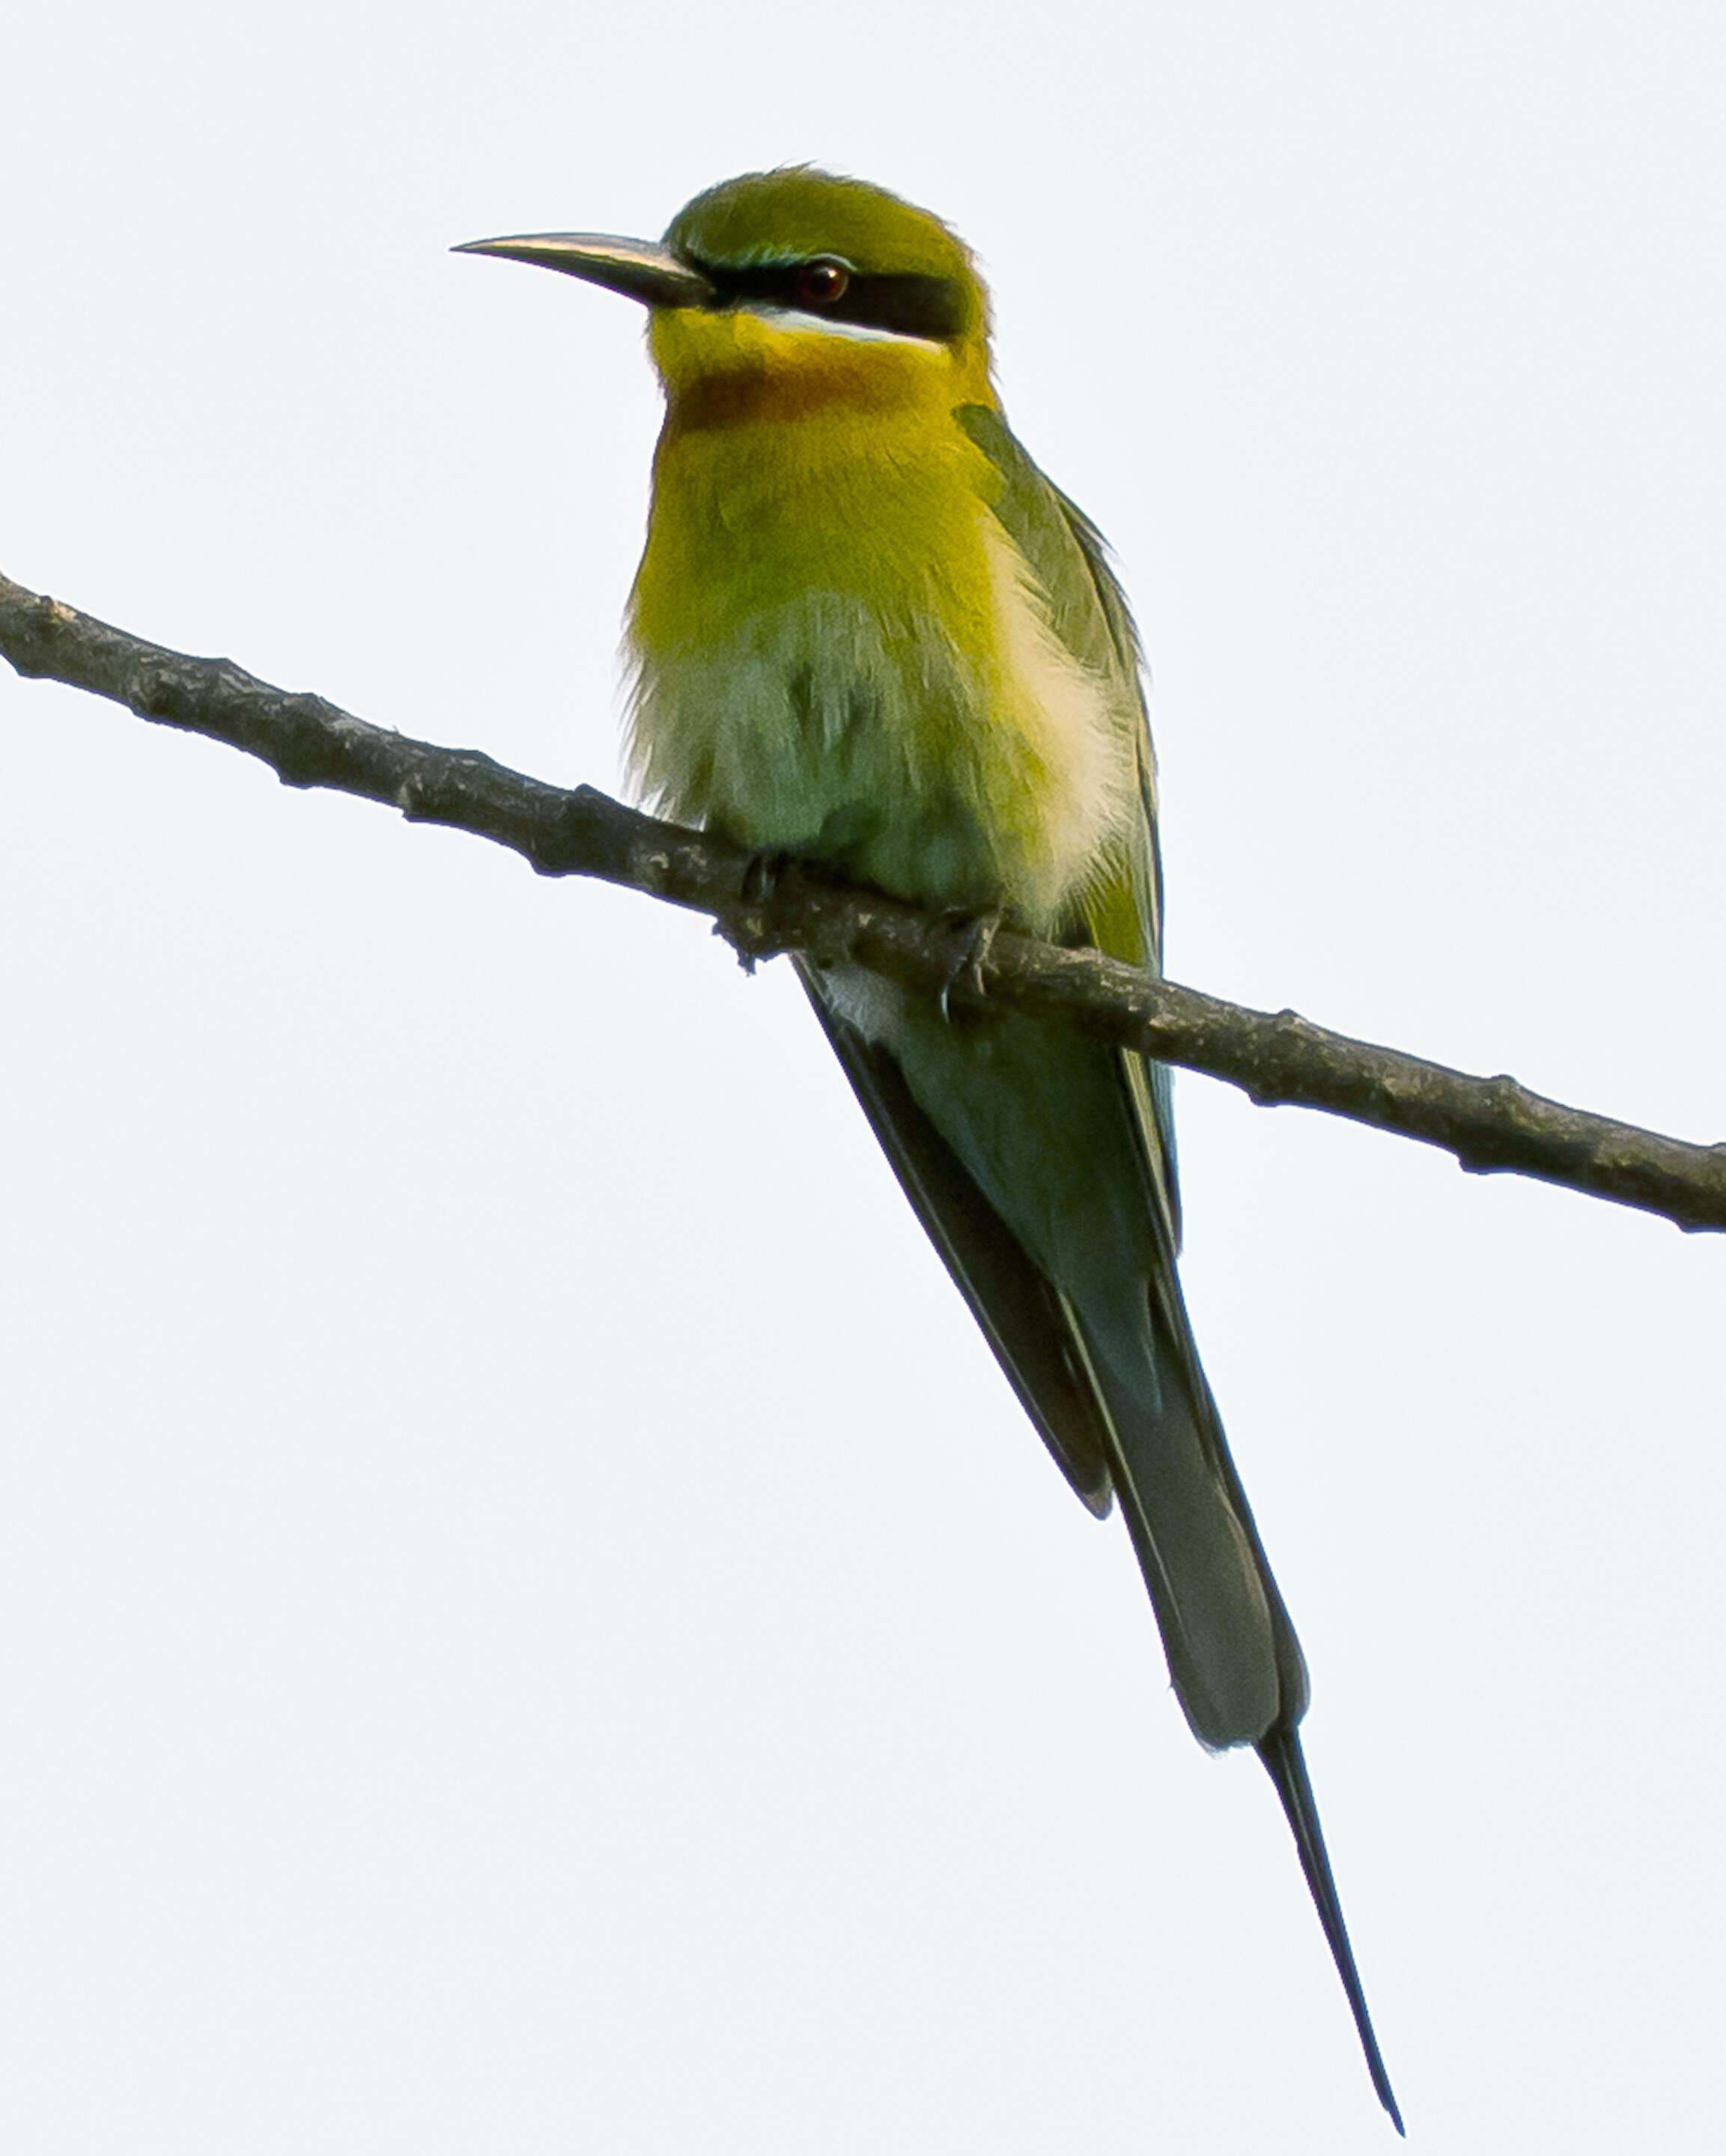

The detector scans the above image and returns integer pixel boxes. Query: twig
[5,567,1723,1232]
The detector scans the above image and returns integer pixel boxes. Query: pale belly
[628,511,1137,934]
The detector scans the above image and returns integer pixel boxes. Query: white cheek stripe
[748,304,943,348]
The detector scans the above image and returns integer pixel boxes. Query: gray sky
[4,3,1724,2149]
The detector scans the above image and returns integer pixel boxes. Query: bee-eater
[458,168,1401,2132]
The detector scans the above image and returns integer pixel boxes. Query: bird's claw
[726,848,797,974]
[937,907,1009,1022]
[739,848,793,907]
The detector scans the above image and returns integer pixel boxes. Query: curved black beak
[452,231,714,310]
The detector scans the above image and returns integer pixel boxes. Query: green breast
[626,401,1136,927]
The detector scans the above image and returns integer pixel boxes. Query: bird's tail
[1072,1284,1303,1750]
[1078,1288,1403,2132]
[1259,1722,1404,2134]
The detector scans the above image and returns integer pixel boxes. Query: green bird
[458,168,1401,2131]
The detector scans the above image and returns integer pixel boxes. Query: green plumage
[462,164,1402,2130]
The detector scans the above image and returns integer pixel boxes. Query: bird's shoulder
[955,405,1145,710]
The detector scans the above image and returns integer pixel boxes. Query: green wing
[801,402,1174,1522]
[955,403,1182,1249]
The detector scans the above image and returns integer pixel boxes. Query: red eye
[796,258,850,306]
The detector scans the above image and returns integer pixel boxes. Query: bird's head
[457,167,996,421]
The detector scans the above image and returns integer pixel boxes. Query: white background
[4,4,1723,2150]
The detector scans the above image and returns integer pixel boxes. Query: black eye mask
[686,257,967,342]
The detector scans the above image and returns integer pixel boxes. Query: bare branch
[6,567,1724,1234]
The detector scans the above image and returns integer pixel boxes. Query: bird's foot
[937,905,1018,1021]
[726,848,797,974]
[739,848,794,907]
